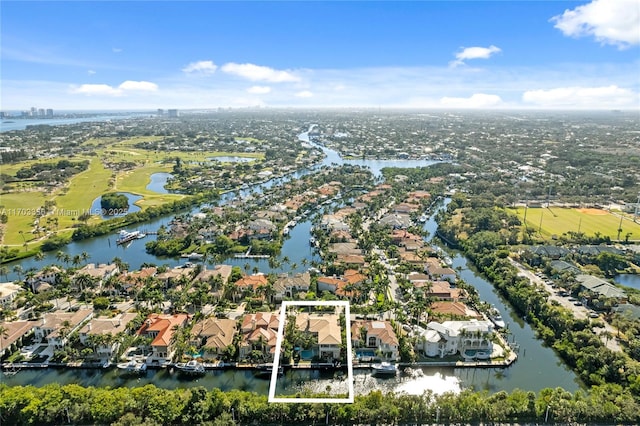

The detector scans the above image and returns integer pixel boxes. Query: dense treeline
[1,383,639,425]
[100,192,129,212]
[438,197,640,397]
[14,159,90,179]
[71,192,217,241]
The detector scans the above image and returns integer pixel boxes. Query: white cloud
[182,60,218,74]
[450,45,501,67]
[221,62,300,82]
[71,84,121,96]
[71,80,158,96]
[118,80,158,91]
[247,85,272,94]
[551,0,640,48]
[87,70,96,75]
[295,90,313,98]
[112,48,123,53]
[440,93,503,108]
[522,85,638,108]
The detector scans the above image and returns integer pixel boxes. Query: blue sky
[1,0,639,110]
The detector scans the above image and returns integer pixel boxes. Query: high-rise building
[167,109,178,118]
[157,109,164,116]
[46,109,54,118]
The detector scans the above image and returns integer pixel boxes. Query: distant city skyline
[1,0,639,110]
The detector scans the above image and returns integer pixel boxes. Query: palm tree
[0,266,8,281]
[34,252,45,261]
[12,265,24,282]
[75,273,97,293]
[71,254,83,268]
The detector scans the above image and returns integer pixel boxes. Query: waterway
[1,127,582,394]
[0,113,151,132]
[146,172,173,194]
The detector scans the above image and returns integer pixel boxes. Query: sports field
[509,206,640,241]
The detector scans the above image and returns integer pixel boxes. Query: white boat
[309,237,316,246]
[116,230,142,245]
[418,214,428,223]
[488,307,506,329]
[117,360,147,374]
[174,359,205,375]
[371,362,398,377]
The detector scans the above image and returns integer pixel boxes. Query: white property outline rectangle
[268,300,354,404]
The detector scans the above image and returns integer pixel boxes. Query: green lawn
[54,157,112,228]
[0,191,46,245]
[508,207,640,241]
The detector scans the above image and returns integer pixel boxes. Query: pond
[90,192,142,219]
[614,273,640,290]
[146,172,173,194]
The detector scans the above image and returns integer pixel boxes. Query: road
[510,258,623,353]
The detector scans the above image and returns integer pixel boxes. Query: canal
[1,128,582,395]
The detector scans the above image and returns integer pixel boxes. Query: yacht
[116,230,145,245]
[174,359,206,375]
[371,362,398,377]
[116,360,147,374]
[488,307,506,329]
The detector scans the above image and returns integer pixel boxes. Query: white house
[416,320,494,358]
[34,309,94,350]
[0,282,22,309]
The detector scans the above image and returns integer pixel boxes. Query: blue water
[146,172,173,194]
[614,274,640,290]
[300,350,314,360]
[0,113,149,132]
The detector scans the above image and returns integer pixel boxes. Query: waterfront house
[351,320,399,360]
[429,301,481,319]
[425,264,457,283]
[136,313,190,363]
[190,317,236,359]
[0,320,36,358]
[26,266,61,292]
[416,320,494,358]
[34,309,94,350]
[239,312,280,362]
[295,313,342,361]
[73,263,120,290]
[0,282,22,309]
[78,312,137,359]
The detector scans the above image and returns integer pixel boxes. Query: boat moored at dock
[371,362,398,377]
